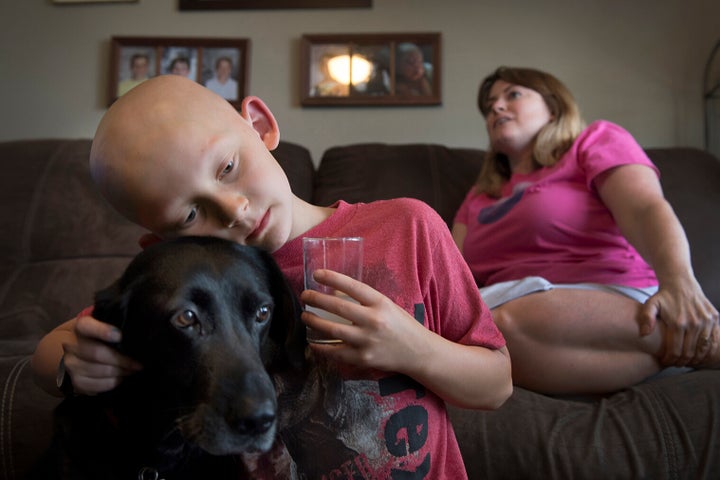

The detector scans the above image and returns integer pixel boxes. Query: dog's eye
[256,305,272,323]
[173,309,198,329]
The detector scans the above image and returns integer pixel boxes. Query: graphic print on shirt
[477,182,532,224]
[279,303,433,479]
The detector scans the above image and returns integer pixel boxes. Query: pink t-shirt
[454,120,659,288]
[273,198,504,479]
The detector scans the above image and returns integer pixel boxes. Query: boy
[32,75,511,478]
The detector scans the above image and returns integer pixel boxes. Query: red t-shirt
[273,198,504,479]
[83,198,503,478]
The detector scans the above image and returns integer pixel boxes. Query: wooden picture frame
[54,0,137,3]
[179,0,370,10]
[300,33,441,107]
[109,36,250,109]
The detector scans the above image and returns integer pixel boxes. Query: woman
[452,66,719,394]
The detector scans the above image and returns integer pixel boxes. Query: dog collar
[138,466,165,480]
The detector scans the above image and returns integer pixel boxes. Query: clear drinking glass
[302,237,363,344]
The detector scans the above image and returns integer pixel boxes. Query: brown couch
[1,139,719,479]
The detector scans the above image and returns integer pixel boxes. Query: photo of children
[202,48,241,101]
[161,47,198,80]
[116,48,154,97]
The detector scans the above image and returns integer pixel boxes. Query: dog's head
[92,236,306,455]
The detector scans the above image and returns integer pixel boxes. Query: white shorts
[480,276,659,309]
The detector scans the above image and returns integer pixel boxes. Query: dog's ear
[255,249,307,372]
[92,280,127,330]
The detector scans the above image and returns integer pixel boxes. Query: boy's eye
[508,90,521,99]
[221,160,234,177]
[185,207,198,224]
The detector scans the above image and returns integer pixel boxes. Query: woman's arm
[596,164,719,365]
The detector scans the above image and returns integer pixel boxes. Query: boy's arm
[31,319,78,397]
[301,270,513,410]
[403,330,511,409]
[31,315,142,397]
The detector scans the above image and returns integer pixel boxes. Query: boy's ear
[240,96,280,151]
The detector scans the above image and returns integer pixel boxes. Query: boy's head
[90,75,296,252]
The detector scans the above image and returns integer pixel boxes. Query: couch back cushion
[0,139,314,356]
[314,143,720,308]
[0,140,146,355]
[272,141,315,203]
[313,143,485,227]
[647,148,720,307]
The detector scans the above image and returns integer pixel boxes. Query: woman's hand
[640,279,719,366]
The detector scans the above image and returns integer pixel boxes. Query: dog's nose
[236,410,276,435]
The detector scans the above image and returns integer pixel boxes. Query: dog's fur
[35,236,308,479]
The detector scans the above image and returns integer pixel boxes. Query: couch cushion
[313,143,485,227]
[272,141,315,203]
[0,140,147,355]
[449,369,720,479]
[314,143,719,308]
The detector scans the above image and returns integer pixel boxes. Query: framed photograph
[179,0,370,10]
[109,36,250,109]
[300,33,441,107]
[53,0,137,3]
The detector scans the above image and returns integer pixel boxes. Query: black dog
[35,236,308,479]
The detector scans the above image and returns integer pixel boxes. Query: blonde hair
[475,66,585,197]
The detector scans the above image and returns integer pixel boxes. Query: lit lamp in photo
[327,54,373,92]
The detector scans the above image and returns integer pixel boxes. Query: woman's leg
[491,288,664,394]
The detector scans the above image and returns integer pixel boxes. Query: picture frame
[179,0,370,10]
[53,0,137,3]
[109,36,250,109]
[300,33,441,107]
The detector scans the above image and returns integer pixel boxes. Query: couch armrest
[0,356,61,480]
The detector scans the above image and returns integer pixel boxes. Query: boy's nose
[216,194,249,228]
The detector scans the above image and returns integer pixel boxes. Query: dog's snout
[219,369,279,440]
[236,409,275,435]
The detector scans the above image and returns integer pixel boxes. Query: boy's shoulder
[343,197,444,232]
[321,199,447,245]
[357,197,436,218]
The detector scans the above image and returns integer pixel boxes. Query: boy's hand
[301,270,513,409]
[300,269,428,375]
[62,315,142,395]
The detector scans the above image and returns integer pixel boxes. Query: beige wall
[2,0,719,163]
